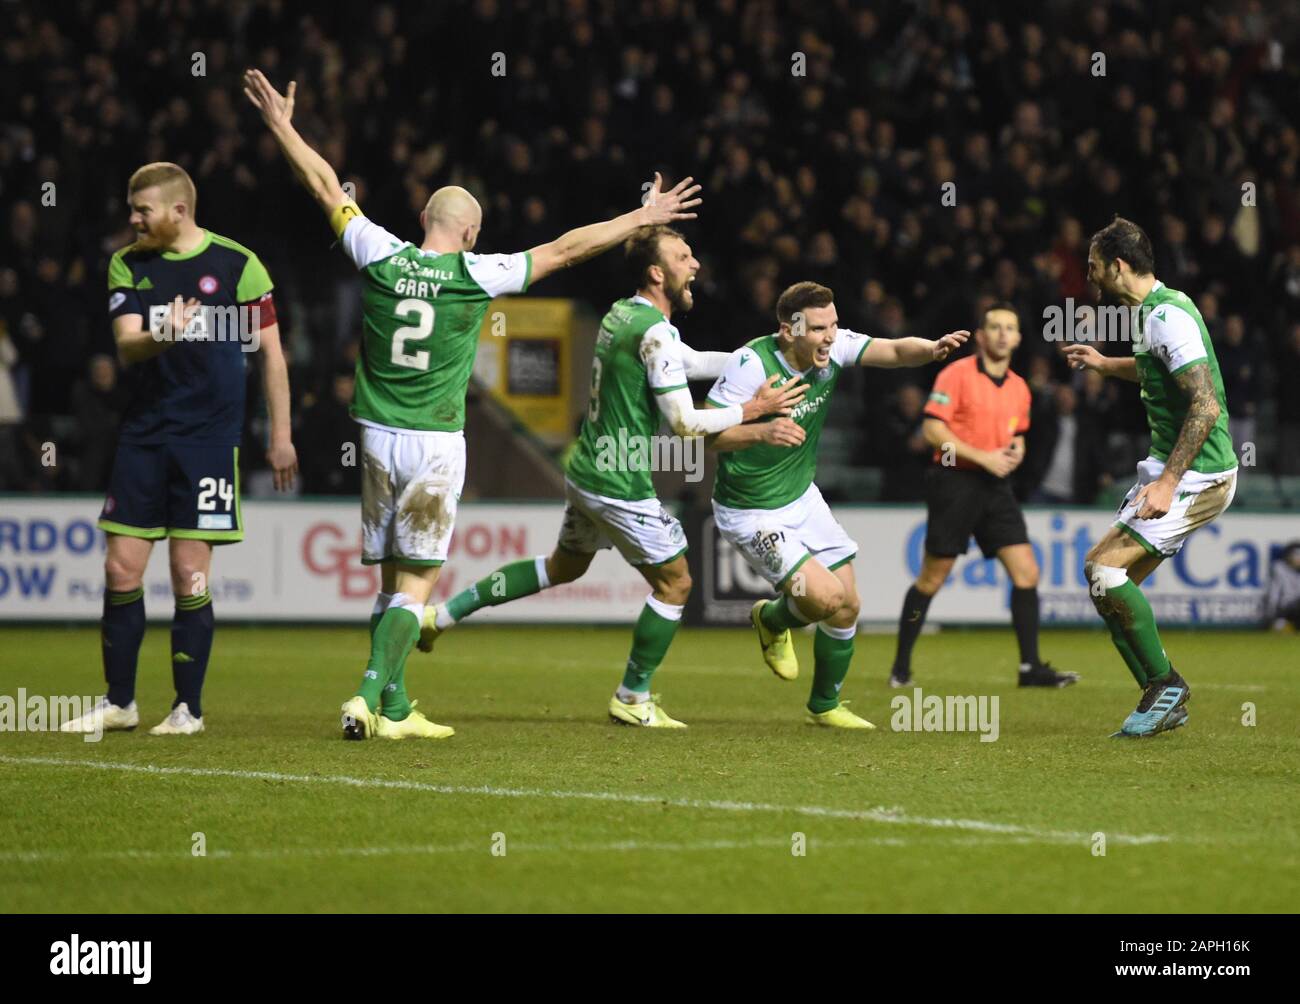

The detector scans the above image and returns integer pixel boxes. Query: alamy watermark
[593,428,704,482]
[0,690,103,741]
[1042,300,1149,343]
[135,301,263,353]
[890,687,1000,742]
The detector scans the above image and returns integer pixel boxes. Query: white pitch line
[0,836,925,865]
[0,754,1169,845]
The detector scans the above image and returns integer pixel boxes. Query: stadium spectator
[1265,542,1300,631]
[1,0,1295,495]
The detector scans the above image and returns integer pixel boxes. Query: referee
[888,303,1078,688]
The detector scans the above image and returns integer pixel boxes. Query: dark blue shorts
[98,442,243,543]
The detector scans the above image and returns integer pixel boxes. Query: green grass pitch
[1,624,1296,913]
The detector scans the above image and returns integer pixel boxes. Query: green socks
[760,594,808,634]
[369,591,392,639]
[1093,574,1172,686]
[809,623,855,713]
[445,556,548,624]
[620,595,684,695]
[358,597,420,719]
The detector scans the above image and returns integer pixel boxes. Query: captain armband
[329,200,363,239]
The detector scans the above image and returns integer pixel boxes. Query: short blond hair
[128,162,196,212]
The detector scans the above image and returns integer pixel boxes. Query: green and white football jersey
[706,330,871,510]
[566,296,691,501]
[1134,281,1235,474]
[340,216,531,432]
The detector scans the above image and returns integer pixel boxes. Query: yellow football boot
[416,606,445,653]
[375,701,455,739]
[340,696,378,740]
[608,694,687,728]
[751,599,799,680]
[805,701,876,730]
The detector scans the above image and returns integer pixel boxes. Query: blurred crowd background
[2,0,1298,506]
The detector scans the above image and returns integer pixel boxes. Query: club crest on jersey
[199,275,219,295]
[814,366,832,382]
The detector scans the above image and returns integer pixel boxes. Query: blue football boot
[1111,668,1190,738]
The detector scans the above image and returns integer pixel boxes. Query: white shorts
[1115,457,1237,557]
[360,423,466,565]
[712,483,857,587]
[558,478,687,566]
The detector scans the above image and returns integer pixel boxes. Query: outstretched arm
[528,173,701,285]
[1061,343,1139,382]
[243,70,349,220]
[860,330,969,368]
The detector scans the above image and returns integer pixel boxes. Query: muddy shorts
[359,423,466,566]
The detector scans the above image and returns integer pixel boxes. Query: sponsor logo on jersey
[108,292,126,312]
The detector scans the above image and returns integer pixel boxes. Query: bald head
[421,186,483,251]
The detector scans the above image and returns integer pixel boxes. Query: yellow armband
[329,200,363,239]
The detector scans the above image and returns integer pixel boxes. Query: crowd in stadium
[2,0,1298,502]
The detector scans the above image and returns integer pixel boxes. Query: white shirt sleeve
[639,321,689,394]
[464,251,532,298]
[654,387,744,437]
[830,328,873,368]
[340,216,407,269]
[678,342,732,381]
[706,346,767,407]
[1144,304,1207,373]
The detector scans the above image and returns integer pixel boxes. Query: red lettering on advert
[302,523,377,599]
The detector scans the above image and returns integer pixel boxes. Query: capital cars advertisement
[702,506,1294,626]
[0,498,1291,625]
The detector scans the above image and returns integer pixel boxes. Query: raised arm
[860,330,969,368]
[243,70,349,219]
[527,173,701,285]
[1061,342,1139,381]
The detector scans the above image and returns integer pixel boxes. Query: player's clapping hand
[1061,342,1105,372]
[743,373,806,422]
[243,69,296,131]
[759,418,806,448]
[267,439,298,492]
[640,172,702,224]
[931,329,970,360]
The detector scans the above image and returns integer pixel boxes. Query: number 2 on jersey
[392,298,434,370]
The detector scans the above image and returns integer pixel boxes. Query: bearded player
[706,282,967,728]
[1064,216,1237,738]
[61,161,297,737]
[244,69,702,739]
[417,226,805,728]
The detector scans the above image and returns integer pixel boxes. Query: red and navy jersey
[107,230,276,446]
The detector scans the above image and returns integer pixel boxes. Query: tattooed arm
[1134,362,1220,519]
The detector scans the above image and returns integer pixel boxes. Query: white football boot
[59,696,138,733]
[148,702,205,735]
